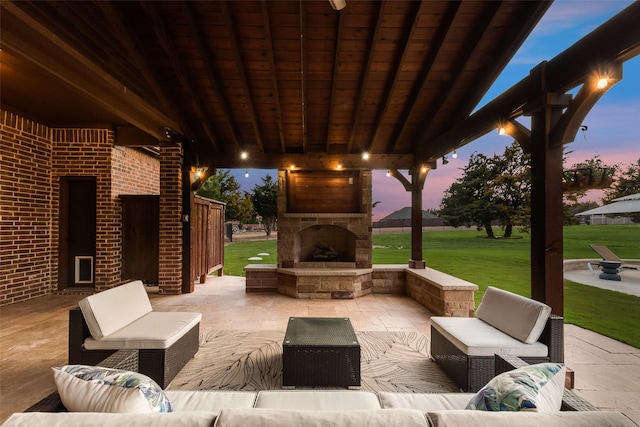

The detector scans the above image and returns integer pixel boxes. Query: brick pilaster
[158,143,183,294]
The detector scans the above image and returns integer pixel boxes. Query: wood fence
[191,196,225,284]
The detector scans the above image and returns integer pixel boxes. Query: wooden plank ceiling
[1,0,551,169]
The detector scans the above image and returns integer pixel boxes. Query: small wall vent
[75,256,94,284]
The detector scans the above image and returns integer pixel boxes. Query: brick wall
[0,111,54,305]
[1,108,161,306]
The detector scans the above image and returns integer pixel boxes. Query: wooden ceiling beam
[419,1,640,162]
[259,0,287,154]
[182,2,243,150]
[96,2,193,138]
[219,0,265,154]
[414,1,502,150]
[325,9,344,154]
[300,1,308,153]
[209,153,415,170]
[391,1,461,153]
[346,1,385,154]
[369,1,423,153]
[139,1,220,153]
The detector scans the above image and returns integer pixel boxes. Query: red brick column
[158,143,183,294]
[52,128,118,292]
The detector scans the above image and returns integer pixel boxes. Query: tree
[603,158,640,223]
[439,142,531,238]
[196,170,254,223]
[251,174,278,238]
[488,142,531,237]
[604,158,640,202]
[439,152,499,238]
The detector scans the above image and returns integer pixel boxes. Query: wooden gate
[191,196,225,285]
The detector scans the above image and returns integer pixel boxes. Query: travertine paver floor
[1,275,638,423]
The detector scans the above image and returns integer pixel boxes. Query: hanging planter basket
[562,167,615,193]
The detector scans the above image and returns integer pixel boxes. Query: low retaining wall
[245,264,477,317]
[405,268,478,317]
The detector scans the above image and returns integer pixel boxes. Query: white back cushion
[475,286,551,344]
[78,280,153,339]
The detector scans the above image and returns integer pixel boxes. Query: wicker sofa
[431,286,563,392]
[68,280,201,388]
[5,351,637,427]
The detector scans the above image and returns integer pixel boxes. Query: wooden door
[121,195,159,284]
[59,177,96,289]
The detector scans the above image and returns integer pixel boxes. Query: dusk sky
[231,1,640,221]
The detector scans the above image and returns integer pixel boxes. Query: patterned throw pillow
[52,365,173,413]
[465,363,566,412]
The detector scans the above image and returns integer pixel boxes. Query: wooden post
[526,64,570,315]
[409,168,427,269]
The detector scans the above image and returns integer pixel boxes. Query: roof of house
[379,207,439,221]
[577,193,640,216]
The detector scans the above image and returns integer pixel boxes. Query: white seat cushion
[83,311,201,350]
[475,287,551,344]
[0,412,217,427]
[165,391,257,412]
[379,392,473,411]
[426,410,639,427]
[214,408,428,427]
[78,281,152,339]
[254,391,381,411]
[431,317,548,357]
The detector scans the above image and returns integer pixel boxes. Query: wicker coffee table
[282,317,361,387]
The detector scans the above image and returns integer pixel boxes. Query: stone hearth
[277,268,372,299]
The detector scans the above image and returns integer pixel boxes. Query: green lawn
[223,225,640,348]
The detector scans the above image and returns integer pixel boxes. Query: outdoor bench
[68,280,201,388]
[431,286,563,392]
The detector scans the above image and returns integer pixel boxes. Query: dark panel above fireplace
[286,170,361,214]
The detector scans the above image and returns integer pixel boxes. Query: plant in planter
[563,157,616,193]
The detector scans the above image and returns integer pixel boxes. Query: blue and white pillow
[466,363,566,412]
[53,365,173,413]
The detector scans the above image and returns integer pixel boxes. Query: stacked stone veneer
[406,268,477,317]
[278,268,372,299]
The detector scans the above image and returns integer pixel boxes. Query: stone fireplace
[276,169,373,298]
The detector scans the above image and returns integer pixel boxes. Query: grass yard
[222,224,640,348]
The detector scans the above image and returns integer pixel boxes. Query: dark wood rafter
[218,0,265,155]
[138,2,220,154]
[182,2,243,152]
[421,1,640,162]
[0,1,179,140]
[391,1,461,154]
[346,0,385,154]
[414,2,502,153]
[300,0,309,153]
[96,2,192,139]
[259,0,287,154]
[368,1,423,153]
[441,2,551,139]
[325,8,344,154]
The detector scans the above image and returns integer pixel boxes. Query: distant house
[373,207,443,228]
[576,193,640,225]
